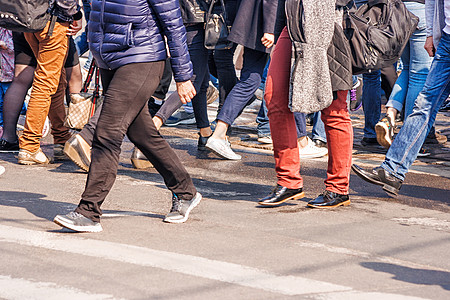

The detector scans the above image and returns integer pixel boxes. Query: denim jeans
[0,82,11,126]
[311,111,327,143]
[256,99,270,137]
[385,3,432,119]
[294,112,307,138]
[217,47,268,125]
[256,59,271,137]
[208,45,237,114]
[382,32,450,180]
[74,0,91,56]
[362,70,382,138]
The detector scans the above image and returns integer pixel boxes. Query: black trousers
[76,61,197,222]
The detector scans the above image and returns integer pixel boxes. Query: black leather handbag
[204,0,233,50]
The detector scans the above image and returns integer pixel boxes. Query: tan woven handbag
[64,59,103,130]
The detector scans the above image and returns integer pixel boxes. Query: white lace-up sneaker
[206,137,241,160]
[299,137,328,159]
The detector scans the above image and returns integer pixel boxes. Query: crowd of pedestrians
[0,0,448,232]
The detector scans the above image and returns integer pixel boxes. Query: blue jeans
[256,98,270,137]
[311,111,327,143]
[217,47,268,126]
[295,112,307,138]
[256,58,271,137]
[362,70,382,138]
[0,82,11,126]
[385,2,432,119]
[382,32,450,180]
[74,0,91,56]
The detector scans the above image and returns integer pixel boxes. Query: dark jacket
[49,0,82,22]
[228,0,278,53]
[179,0,209,24]
[88,0,193,82]
[178,0,239,25]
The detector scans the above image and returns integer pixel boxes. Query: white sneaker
[18,148,49,165]
[257,135,272,144]
[206,137,241,160]
[0,165,5,176]
[299,137,328,159]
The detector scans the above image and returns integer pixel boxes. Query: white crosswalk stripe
[0,224,428,299]
[0,275,120,300]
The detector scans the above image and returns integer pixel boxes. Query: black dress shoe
[361,137,379,146]
[258,185,304,206]
[198,133,212,151]
[307,190,350,208]
[351,164,402,195]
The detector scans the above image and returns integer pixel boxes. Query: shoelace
[169,194,181,213]
[67,211,84,219]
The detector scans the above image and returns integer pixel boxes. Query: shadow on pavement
[0,191,164,222]
[361,262,450,291]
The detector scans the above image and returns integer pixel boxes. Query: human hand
[0,41,7,50]
[176,80,196,104]
[261,33,274,49]
[67,19,83,36]
[424,36,435,57]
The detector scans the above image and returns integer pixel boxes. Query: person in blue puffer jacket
[53,0,202,232]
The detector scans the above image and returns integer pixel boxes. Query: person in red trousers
[259,0,354,208]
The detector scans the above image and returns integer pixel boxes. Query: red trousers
[265,28,353,195]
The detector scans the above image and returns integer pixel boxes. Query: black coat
[228,0,278,53]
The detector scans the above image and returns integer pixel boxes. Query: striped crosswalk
[0,224,430,299]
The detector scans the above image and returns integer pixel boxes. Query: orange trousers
[20,21,69,152]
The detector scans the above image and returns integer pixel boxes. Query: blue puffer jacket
[88,0,193,82]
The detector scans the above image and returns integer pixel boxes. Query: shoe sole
[307,199,351,208]
[258,191,305,206]
[53,216,103,232]
[165,119,197,127]
[18,153,49,165]
[375,122,392,149]
[164,193,202,224]
[205,143,241,160]
[351,165,399,196]
[131,158,153,169]
[64,136,90,172]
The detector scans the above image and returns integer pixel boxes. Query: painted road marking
[0,275,119,300]
[0,225,428,299]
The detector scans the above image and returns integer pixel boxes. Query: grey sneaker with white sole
[164,192,202,224]
[54,211,103,232]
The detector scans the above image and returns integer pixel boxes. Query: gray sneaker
[164,192,202,224]
[53,211,103,232]
[165,109,196,126]
[205,137,241,160]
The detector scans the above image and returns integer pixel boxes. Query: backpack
[0,0,51,32]
[343,0,419,74]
